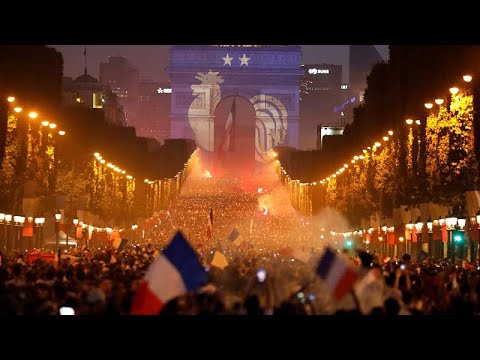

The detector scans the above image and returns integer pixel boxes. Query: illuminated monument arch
[168,45,302,164]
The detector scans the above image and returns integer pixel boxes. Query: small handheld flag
[210,251,228,270]
[228,228,245,247]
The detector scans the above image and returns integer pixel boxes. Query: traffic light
[452,229,465,243]
[344,239,354,249]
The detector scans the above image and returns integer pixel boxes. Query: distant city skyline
[52,45,388,84]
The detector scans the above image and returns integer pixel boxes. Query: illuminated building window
[93,93,103,109]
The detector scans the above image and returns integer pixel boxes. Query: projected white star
[239,54,251,66]
[222,54,233,66]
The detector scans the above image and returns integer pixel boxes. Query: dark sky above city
[51,45,389,84]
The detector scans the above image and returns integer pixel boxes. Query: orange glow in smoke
[263,208,269,216]
[203,170,212,179]
[258,188,264,194]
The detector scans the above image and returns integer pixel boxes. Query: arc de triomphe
[168,45,302,163]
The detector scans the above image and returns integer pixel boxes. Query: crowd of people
[1,165,480,315]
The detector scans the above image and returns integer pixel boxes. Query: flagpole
[83,45,87,75]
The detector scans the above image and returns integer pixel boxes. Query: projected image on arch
[214,96,256,173]
[169,45,302,167]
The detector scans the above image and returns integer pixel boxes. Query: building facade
[137,80,171,143]
[299,63,350,150]
[99,56,139,127]
[62,74,127,126]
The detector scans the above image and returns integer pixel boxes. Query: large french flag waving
[131,231,208,315]
[316,247,359,300]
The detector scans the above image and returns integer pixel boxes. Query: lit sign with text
[308,68,329,74]
[157,88,172,94]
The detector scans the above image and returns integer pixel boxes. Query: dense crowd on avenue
[1,167,480,315]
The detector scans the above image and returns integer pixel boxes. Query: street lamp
[381,224,387,257]
[13,215,25,252]
[415,217,424,257]
[25,217,33,249]
[387,226,394,257]
[470,216,476,263]
[13,216,20,251]
[0,213,5,252]
[457,214,467,261]
[106,227,112,245]
[18,216,25,252]
[449,87,459,95]
[405,221,414,255]
[34,217,41,248]
[426,217,433,256]
[446,214,458,262]
[476,209,480,263]
[398,236,405,256]
[73,218,79,241]
[132,224,138,241]
[438,216,446,259]
[55,210,62,249]
[4,214,12,252]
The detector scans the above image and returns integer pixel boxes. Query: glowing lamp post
[415,217,424,257]
[14,215,25,252]
[387,226,394,257]
[106,227,113,245]
[405,221,414,255]
[3,214,13,252]
[0,213,5,252]
[437,217,445,258]
[446,214,457,262]
[449,87,459,95]
[34,217,45,248]
[73,218,79,241]
[476,209,480,263]
[132,224,138,241]
[426,217,433,256]
[457,215,466,261]
[398,236,405,256]
[55,210,62,249]
[381,225,387,257]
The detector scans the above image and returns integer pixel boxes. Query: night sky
[51,45,389,84]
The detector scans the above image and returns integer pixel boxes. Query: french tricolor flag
[316,247,359,300]
[130,231,208,315]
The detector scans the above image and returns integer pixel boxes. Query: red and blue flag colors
[131,231,208,315]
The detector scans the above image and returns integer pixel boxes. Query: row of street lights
[0,213,47,251]
[6,96,66,136]
[338,210,478,262]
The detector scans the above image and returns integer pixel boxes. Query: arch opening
[213,95,256,176]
